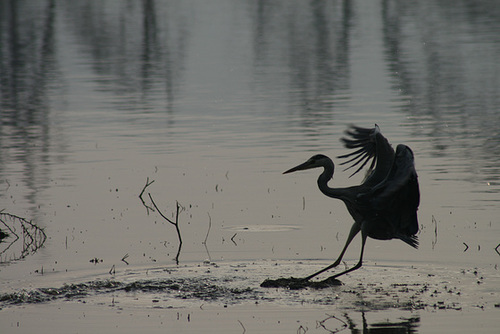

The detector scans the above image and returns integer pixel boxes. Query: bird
[281,124,420,283]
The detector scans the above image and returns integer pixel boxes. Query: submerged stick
[203,213,212,261]
[121,253,129,265]
[203,213,212,245]
[463,242,469,252]
[0,212,47,263]
[139,178,183,265]
[148,195,183,265]
[317,314,348,333]
[431,215,438,249]
[139,178,155,215]
[230,233,238,246]
[237,320,246,334]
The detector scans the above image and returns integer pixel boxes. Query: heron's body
[280,125,419,282]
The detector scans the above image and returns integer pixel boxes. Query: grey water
[1,0,500,331]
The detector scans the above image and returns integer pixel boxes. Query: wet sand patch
[1,260,496,313]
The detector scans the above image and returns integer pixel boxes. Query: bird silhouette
[262,125,419,287]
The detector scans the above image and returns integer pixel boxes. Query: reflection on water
[0,1,498,204]
[0,0,60,214]
[60,0,190,114]
[381,0,500,189]
[320,312,419,334]
[250,0,353,121]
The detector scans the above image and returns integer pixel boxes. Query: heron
[264,125,419,287]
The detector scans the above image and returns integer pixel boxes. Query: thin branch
[316,314,348,334]
[203,213,212,261]
[139,178,155,215]
[203,213,211,245]
[148,195,183,265]
[148,193,174,224]
[0,212,46,263]
[231,233,238,246]
[297,325,308,334]
[237,320,246,334]
[431,215,438,249]
[139,178,184,265]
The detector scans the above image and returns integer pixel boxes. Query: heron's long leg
[302,223,361,281]
[325,231,367,280]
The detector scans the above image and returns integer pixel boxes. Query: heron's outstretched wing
[338,125,394,185]
[370,145,419,205]
[367,144,420,243]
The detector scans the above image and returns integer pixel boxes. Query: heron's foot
[260,277,307,289]
[309,276,342,289]
[260,276,341,289]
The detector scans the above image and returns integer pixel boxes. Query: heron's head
[283,154,332,174]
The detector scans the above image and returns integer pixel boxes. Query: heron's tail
[398,234,419,249]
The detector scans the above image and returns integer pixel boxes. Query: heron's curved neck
[317,161,347,199]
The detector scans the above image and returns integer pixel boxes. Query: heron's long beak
[283,160,313,174]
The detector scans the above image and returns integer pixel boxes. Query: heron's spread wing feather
[338,125,378,178]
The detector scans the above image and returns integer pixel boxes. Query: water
[1,0,500,332]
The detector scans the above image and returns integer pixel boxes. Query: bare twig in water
[463,242,469,252]
[231,233,238,246]
[316,314,348,334]
[121,253,129,265]
[297,325,308,334]
[0,211,47,263]
[139,178,184,265]
[148,194,183,265]
[203,213,211,245]
[203,213,212,261]
[431,215,438,249]
[109,264,115,275]
[237,320,246,334]
[495,243,500,256]
[139,177,155,215]
[2,179,10,191]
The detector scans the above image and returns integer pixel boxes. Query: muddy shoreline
[1,260,498,333]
